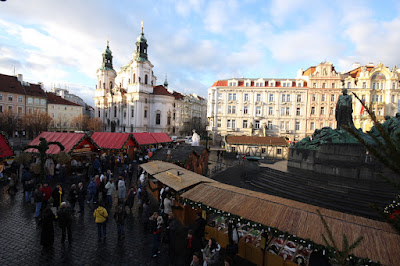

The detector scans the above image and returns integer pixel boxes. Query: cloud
[203,0,239,34]
[174,0,204,17]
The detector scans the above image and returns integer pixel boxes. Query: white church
[94,24,181,133]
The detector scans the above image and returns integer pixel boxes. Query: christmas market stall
[149,132,172,145]
[90,132,136,159]
[140,160,216,225]
[25,132,100,179]
[225,135,289,159]
[0,131,14,181]
[180,182,400,266]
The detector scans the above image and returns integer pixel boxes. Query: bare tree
[22,110,52,138]
[71,114,90,131]
[88,117,104,132]
[0,110,18,137]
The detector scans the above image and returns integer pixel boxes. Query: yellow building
[344,63,400,131]
[47,92,83,131]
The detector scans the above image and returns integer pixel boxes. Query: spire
[135,21,148,62]
[164,74,168,88]
[101,39,114,70]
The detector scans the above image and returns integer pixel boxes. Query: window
[243,120,248,128]
[262,148,266,154]
[244,94,249,102]
[330,107,334,115]
[227,119,231,128]
[372,83,376,90]
[8,106,12,112]
[282,94,286,102]
[133,74,136,83]
[0,94,2,100]
[392,95,395,103]
[144,110,147,118]
[310,122,315,130]
[280,121,285,129]
[296,108,301,116]
[232,147,236,152]
[8,95,13,101]
[347,82,351,89]
[217,106,222,113]
[331,94,335,101]
[131,109,134,117]
[281,107,285,116]
[18,106,22,114]
[268,106,273,115]
[41,99,46,105]
[393,82,396,90]
[245,82,249,87]
[313,83,316,88]
[255,120,260,129]
[285,107,290,115]
[320,107,325,115]
[311,107,315,115]
[34,98,39,104]
[320,122,324,128]
[297,83,302,87]
[269,94,274,102]
[243,106,248,114]
[256,94,261,102]
[156,113,161,124]
[277,148,282,155]
[321,94,326,101]
[312,94,316,101]
[363,82,367,89]
[145,98,148,104]
[167,115,171,125]
[217,93,223,100]
[145,74,148,84]
[267,120,272,129]
[229,82,232,86]
[217,119,221,127]
[322,83,325,88]
[287,94,291,102]
[228,93,237,101]
[173,112,175,120]
[0,105,2,112]
[378,108,383,116]
[297,94,302,102]
[256,106,261,116]
[228,106,236,114]
[232,120,236,129]
[18,96,23,102]
[295,121,300,130]
[65,107,67,110]
[114,106,117,117]
[332,83,335,88]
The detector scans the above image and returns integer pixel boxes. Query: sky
[1,0,400,106]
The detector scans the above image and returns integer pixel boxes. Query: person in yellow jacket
[93,203,108,242]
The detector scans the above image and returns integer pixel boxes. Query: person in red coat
[40,183,52,209]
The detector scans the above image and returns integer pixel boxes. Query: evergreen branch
[348,236,364,252]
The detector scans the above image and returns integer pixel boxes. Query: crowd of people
[8,151,238,266]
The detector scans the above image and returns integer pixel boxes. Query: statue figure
[335,88,355,130]
[191,129,200,146]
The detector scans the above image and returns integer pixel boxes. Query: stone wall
[288,143,384,180]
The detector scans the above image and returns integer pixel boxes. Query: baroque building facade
[94,25,197,134]
[207,62,400,144]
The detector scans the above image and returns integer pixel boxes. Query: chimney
[17,74,23,83]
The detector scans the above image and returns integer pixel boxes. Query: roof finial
[107,35,109,47]
[164,74,168,88]
[141,21,144,33]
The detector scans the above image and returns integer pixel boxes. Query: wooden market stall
[149,132,173,145]
[180,182,400,266]
[90,132,136,159]
[0,131,14,178]
[140,160,216,225]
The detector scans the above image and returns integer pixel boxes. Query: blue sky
[1,0,400,106]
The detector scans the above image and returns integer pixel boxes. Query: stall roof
[132,133,157,145]
[181,182,400,265]
[140,160,176,175]
[149,133,172,143]
[90,132,133,150]
[25,132,91,154]
[0,132,14,159]
[226,135,289,146]
[153,165,216,192]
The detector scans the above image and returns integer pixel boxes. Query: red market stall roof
[0,132,14,159]
[132,133,158,145]
[149,133,172,143]
[25,132,98,155]
[90,132,135,150]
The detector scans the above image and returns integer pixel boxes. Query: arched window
[145,74,148,84]
[114,106,117,117]
[110,81,113,88]
[128,78,130,84]
[103,82,105,89]
[133,74,136,83]
[156,113,161,125]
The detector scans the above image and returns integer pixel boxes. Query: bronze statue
[335,88,355,130]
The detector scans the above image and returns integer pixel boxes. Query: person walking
[93,203,108,242]
[142,199,151,233]
[105,179,115,206]
[117,176,127,204]
[77,182,87,213]
[40,183,52,209]
[125,186,136,213]
[40,208,56,248]
[34,184,43,218]
[113,205,127,239]
[68,184,78,212]
[167,212,178,265]
[150,212,163,258]
[57,202,73,244]
[22,169,34,203]
[87,177,98,204]
[52,184,63,210]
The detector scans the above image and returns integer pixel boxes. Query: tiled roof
[347,66,375,78]
[24,84,46,97]
[211,79,304,88]
[172,91,184,100]
[226,135,289,146]
[47,92,82,106]
[0,73,25,94]
[212,80,228,87]
[302,66,316,76]
[152,85,173,96]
